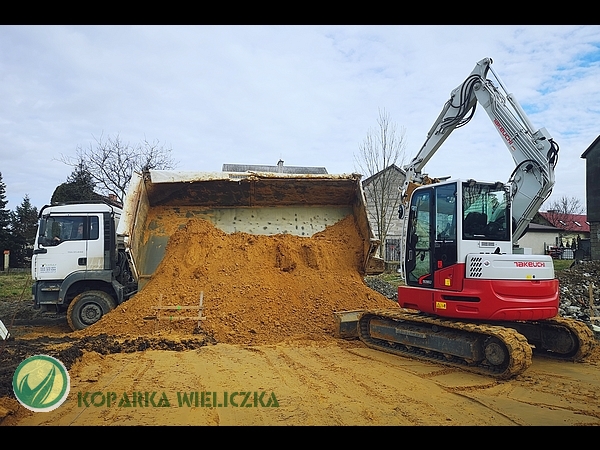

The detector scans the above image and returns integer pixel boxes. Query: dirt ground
[2,214,599,426]
[2,333,599,426]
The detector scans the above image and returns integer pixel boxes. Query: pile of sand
[78,215,396,345]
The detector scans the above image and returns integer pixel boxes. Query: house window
[384,238,402,262]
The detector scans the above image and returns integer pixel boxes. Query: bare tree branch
[354,109,407,260]
[544,195,584,225]
[59,133,178,204]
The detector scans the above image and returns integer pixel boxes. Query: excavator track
[500,316,596,362]
[547,316,596,360]
[358,308,533,379]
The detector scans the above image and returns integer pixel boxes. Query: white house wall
[517,232,559,255]
[363,168,406,262]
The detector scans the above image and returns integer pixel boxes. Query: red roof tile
[539,212,590,233]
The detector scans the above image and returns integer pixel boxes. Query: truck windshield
[39,216,99,245]
[462,182,510,241]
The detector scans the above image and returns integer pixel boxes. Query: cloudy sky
[1,25,599,213]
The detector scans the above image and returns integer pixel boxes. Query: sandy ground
[2,335,599,426]
[3,216,599,426]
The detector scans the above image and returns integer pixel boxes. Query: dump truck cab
[32,201,137,329]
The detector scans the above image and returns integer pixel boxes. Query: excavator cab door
[405,188,433,287]
[405,182,459,289]
[433,183,458,278]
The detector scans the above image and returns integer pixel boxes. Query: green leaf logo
[13,355,70,412]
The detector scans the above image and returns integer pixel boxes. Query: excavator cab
[400,178,559,321]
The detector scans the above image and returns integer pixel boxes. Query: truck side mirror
[38,234,48,247]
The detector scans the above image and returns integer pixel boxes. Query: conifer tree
[9,195,39,267]
[0,172,11,269]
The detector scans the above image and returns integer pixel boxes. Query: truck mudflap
[118,170,384,290]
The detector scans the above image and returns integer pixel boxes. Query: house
[222,160,327,175]
[534,211,591,259]
[516,222,561,256]
[361,164,406,266]
[581,134,600,260]
[538,212,590,242]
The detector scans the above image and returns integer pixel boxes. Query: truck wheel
[67,290,116,331]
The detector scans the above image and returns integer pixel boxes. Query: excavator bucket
[118,170,384,289]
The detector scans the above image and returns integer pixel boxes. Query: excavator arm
[401,57,559,244]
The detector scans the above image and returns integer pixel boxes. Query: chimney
[277,159,284,173]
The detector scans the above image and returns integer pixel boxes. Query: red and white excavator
[357,58,595,378]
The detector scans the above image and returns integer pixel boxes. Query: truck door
[84,215,104,271]
[34,215,89,281]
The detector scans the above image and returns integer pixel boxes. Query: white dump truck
[32,170,384,330]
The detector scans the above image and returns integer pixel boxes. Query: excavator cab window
[462,182,510,241]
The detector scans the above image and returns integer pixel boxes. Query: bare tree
[354,109,407,260]
[541,195,585,249]
[60,134,178,204]
[543,195,584,225]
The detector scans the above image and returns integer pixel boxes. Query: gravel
[556,260,600,334]
[364,277,399,300]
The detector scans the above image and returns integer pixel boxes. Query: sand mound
[77,215,396,344]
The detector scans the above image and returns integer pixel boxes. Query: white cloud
[0,24,599,213]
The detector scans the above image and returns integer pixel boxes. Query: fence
[0,267,29,274]
[384,238,402,263]
[547,247,591,260]
[383,238,402,272]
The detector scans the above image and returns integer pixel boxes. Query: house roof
[526,223,561,233]
[362,164,405,186]
[222,160,327,175]
[581,134,600,158]
[539,212,590,233]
